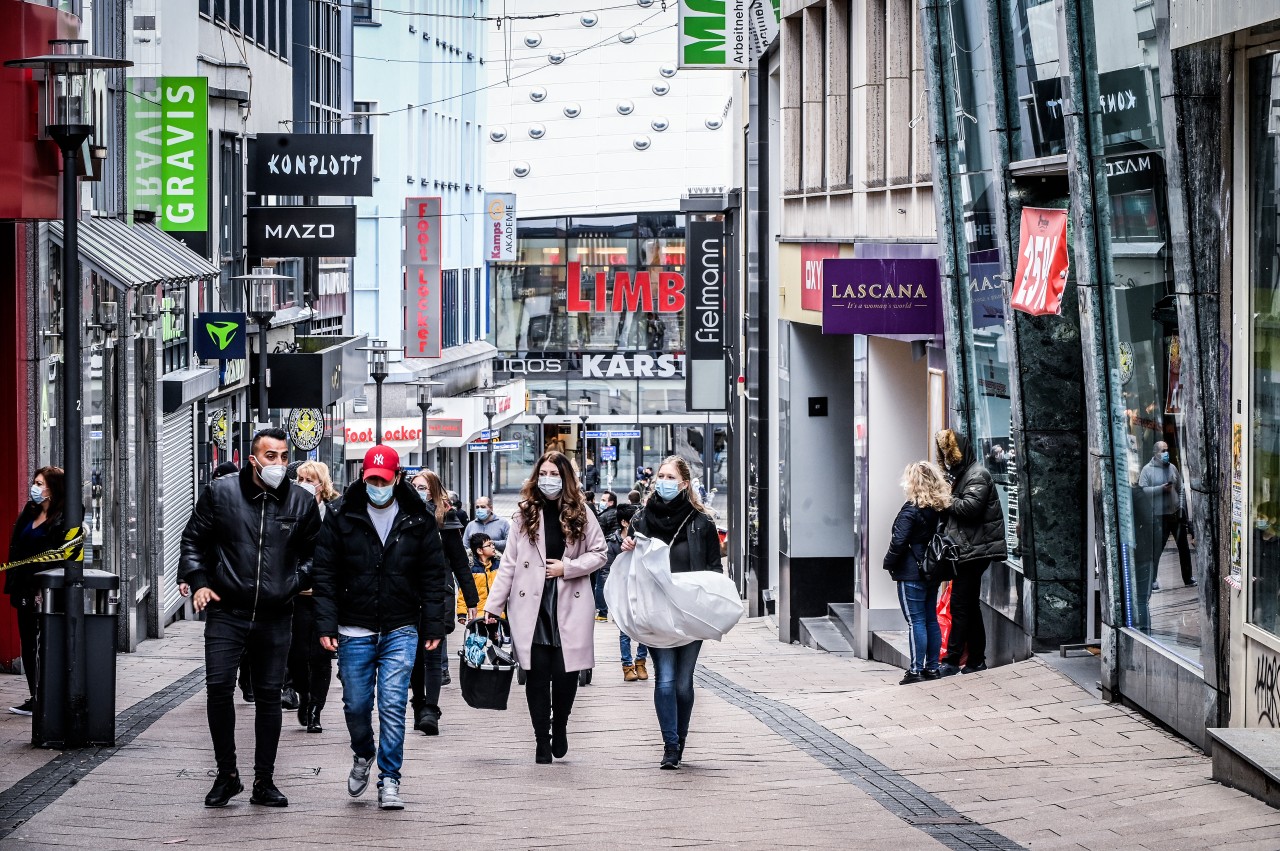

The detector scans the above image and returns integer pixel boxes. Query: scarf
[642,488,696,543]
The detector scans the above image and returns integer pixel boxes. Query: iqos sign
[498,354,686,379]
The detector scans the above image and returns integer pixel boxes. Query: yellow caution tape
[0,528,85,573]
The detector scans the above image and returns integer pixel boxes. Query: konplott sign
[250,134,374,197]
[246,206,357,257]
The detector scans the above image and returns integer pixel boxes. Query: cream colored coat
[483,505,607,672]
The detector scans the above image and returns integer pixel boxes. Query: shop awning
[48,217,220,287]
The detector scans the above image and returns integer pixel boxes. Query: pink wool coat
[483,506,607,672]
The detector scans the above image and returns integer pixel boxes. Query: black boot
[551,723,568,759]
[204,771,243,808]
[250,777,289,807]
[677,736,686,762]
[535,737,553,764]
[296,698,310,728]
[414,704,440,736]
[306,705,323,734]
[281,687,300,711]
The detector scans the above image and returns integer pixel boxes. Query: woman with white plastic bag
[617,455,731,770]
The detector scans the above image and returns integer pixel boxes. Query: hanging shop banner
[286,408,326,451]
[800,243,841,312]
[679,0,779,68]
[821,258,942,335]
[1010,207,1069,317]
[968,249,1005,329]
[686,220,728,411]
[246,205,357,257]
[403,197,443,358]
[208,408,230,450]
[127,76,209,232]
[566,263,685,313]
[484,192,517,262]
[249,134,374,197]
[194,312,247,360]
[748,0,781,57]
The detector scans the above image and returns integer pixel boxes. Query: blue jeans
[338,626,418,783]
[619,632,648,665]
[897,580,941,674]
[649,641,702,747]
[593,567,610,615]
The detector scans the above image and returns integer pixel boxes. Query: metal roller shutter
[160,409,196,620]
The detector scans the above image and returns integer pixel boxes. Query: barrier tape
[0,528,85,573]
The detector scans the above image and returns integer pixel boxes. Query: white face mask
[29,484,45,504]
[258,463,287,489]
[297,481,318,498]
[537,476,563,499]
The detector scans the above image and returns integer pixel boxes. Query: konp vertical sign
[484,192,516,262]
[686,220,728,411]
[127,77,209,232]
[403,197,443,358]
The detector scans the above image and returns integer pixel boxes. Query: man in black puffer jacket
[935,429,1008,676]
[311,445,449,811]
[180,428,322,809]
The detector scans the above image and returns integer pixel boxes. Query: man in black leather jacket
[180,428,321,809]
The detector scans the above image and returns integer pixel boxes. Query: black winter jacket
[179,466,322,620]
[630,506,722,573]
[943,435,1009,564]
[429,500,480,611]
[312,481,451,640]
[6,502,68,600]
[882,502,938,582]
[596,505,620,538]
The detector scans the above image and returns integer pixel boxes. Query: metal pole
[419,406,428,468]
[374,378,384,442]
[257,322,269,423]
[60,144,88,745]
[486,412,495,496]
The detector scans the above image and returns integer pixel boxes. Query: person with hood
[311,445,450,811]
[883,462,951,684]
[934,429,1008,676]
[180,428,322,808]
[463,495,510,553]
[6,466,66,717]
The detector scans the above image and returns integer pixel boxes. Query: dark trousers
[287,596,333,712]
[592,567,610,615]
[14,600,38,697]
[944,560,990,668]
[409,611,448,711]
[525,643,578,743]
[1153,513,1194,586]
[204,609,292,778]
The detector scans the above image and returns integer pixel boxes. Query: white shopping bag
[604,533,744,649]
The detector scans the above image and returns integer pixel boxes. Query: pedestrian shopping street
[0,617,1274,850]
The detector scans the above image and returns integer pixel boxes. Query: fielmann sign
[127,77,208,232]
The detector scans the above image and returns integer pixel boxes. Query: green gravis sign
[127,77,208,232]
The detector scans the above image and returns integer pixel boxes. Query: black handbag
[457,618,516,711]
[923,517,960,583]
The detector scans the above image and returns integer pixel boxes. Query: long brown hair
[34,465,65,521]
[518,450,589,544]
[656,455,714,518]
[411,469,450,525]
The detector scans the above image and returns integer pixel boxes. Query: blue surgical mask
[1259,519,1271,531]
[367,483,395,506]
[29,485,45,504]
[655,480,682,501]
[476,508,490,520]
[1160,451,1170,463]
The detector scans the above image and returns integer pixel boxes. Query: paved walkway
[0,617,1276,849]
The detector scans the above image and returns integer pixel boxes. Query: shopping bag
[603,533,744,649]
[457,618,516,710]
[937,582,953,649]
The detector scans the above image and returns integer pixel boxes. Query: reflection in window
[1009,0,1065,160]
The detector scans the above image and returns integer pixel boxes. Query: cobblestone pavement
[1,617,1276,849]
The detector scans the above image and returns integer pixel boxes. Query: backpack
[922,517,960,582]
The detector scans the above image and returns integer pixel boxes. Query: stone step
[1208,728,1280,808]
[870,630,911,671]
[798,616,855,654]
[827,602,859,646]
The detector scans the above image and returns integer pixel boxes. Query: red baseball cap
[362,444,400,481]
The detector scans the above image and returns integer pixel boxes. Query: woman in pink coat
[484,450,607,763]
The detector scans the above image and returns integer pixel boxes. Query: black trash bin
[33,567,119,747]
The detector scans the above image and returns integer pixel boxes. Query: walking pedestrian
[621,455,723,769]
[1138,441,1195,592]
[615,504,648,682]
[583,459,601,491]
[407,468,479,736]
[934,429,1007,676]
[463,496,510,553]
[593,492,621,622]
[483,450,607,764]
[311,445,451,811]
[459,533,502,622]
[179,428,322,808]
[286,461,341,733]
[6,466,66,717]
[884,462,950,685]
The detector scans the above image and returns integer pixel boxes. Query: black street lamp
[527,393,552,456]
[232,270,285,428]
[6,39,131,748]
[574,396,595,474]
[411,379,444,468]
[359,339,390,440]
[482,392,499,496]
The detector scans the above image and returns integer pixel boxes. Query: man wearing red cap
[311,445,450,811]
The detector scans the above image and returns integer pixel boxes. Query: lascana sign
[127,77,209,231]
[678,0,780,69]
[1010,207,1069,317]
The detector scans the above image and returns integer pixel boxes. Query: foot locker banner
[1010,207,1069,317]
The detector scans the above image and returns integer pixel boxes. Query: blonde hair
[901,461,952,511]
[296,461,340,502]
[657,455,714,517]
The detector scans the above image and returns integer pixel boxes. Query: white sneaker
[348,754,374,797]
[378,778,404,810]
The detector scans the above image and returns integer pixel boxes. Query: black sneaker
[660,745,681,770]
[250,777,288,807]
[899,671,924,685]
[204,771,243,808]
[921,669,941,680]
[440,671,452,686]
[937,662,962,678]
[414,705,440,736]
[241,688,255,704]
[8,697,35,716]
[960,662,988,674]
[280,688,300,711]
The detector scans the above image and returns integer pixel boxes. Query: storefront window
[1009,0,1066,161]
[1248,54,1280,637]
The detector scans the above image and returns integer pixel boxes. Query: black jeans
[1153,513,1194,586]
[287,596,333,712]
[409,611,448,711]
[204,609,292,778]
[525,643,578,742]
[14,599,38,697]
[944,560,990,668]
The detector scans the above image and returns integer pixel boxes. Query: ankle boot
[296,699,310,728]
[535,737,553,764]
[623,664,638,682]
[634,659,649,680]
[551,722,568,759]
[306,705,323,734]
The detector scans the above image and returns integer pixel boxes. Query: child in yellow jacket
[458,533,502,622]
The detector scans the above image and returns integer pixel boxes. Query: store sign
[1010,207,1069,317]
[821,258,942,335]
[484,192,517,262]
[286,408,326,451]
[246,206,357,256]
[567,262,685,313]
[427,418,464,438]
[127,76,209,232]
[968,249,1005,330]
[498,354,686,379]
[194,312,247,360]
[800,243,841,312]
[219,358,247,389]
[678,0,779,69]
[686,220,728,411]
[208,408,230,450]
[403,197,443,358]
[249,134,374,197]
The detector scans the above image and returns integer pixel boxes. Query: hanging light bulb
[705,117,724,130]
[581,13,598,27]
[513,161,531,177]
[659,64,677,79]
[528,123,546,139]
[651,117,670,132]
[619,30,637,44]
[652,82,670,96]
[637,0,654,7]
[548,50,566,65]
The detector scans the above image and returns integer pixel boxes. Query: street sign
[584,430,608,439]
[467,442,489,453]
[601,446,618,461]
[609,430,642,439]
[468,440,520,453]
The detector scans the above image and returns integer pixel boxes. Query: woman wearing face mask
[483,450,607,763]
[6,467,66,716]
[287,462,341,732]
[407,469,479,735]
[620,455,723,769]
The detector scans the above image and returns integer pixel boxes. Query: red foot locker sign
[1010,207,1069,317]
[403,197,442,358]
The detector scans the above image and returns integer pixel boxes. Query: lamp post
[527,393,552,456]
[6,40,131,747]
[483,393,499,496]
[233,271,286,428]
[574,396,595,475]
[358,339,390,440]
[411,379,444,468]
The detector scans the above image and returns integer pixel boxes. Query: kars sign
[403,197,443,358]
[1010,207,1069,317]
[484,192,517,262]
